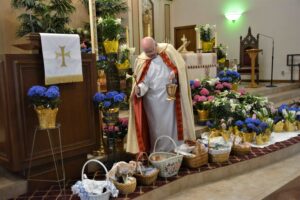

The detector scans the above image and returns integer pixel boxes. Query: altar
[181,52,218,80]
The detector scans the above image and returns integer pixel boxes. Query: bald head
[141,37,157,58]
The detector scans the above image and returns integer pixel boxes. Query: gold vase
[232,83,238,91]
[116,59,130,75]
[202,41,214,53]
[35,107,58,129]
[284,121,296,132]
[256,134,265,145]
[103,107,119,125]
[273,121,284,132]
[197,109,209,121]
[243,132,255,143]
[103,40,119,54]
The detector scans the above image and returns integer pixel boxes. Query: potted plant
[198,24,215,52]
[93,91,125,125]
[27,85,60,129]
[193,87,214,122]
[98,16,122,54]
[116,44,135,75]
[217,69,241,91]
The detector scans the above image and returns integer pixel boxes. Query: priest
[126,37,195,153]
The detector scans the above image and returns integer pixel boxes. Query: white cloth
[181,52,217,80]
[137,55,182,152]
[251,131,300,148]
[40,33,83,85]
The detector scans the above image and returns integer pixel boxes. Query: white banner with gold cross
[40,33,83,85]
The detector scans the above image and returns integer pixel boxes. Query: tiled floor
[12,135,300,200]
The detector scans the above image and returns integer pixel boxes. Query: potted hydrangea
[196,24,216,52]
[93,91,125,125]
[98,16,122,54]
[217,69,241,91]
[27,85,60,129]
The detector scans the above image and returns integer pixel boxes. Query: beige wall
[0,0,89,54]
[171,0,300,80]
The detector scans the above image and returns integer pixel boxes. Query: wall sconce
[225,12,242,22]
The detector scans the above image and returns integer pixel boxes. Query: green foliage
[11,0,75,37]
[95,0,128,18]
[99,17,122,41]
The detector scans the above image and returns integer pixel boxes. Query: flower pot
[103,107,119,125]
[35,107,58,129]
[256,134,265,145]
[284,121,296,132]
[242,132,255,143]
[103,40,119,54]
[202,41,214,53]
[197,109,209,122]
[273,121,284,132]
[232,83,238,91]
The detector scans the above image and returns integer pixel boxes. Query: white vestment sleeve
[137,82,149,97]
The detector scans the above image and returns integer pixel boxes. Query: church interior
[1,0,300,199]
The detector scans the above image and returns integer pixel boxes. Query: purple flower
[106,91,118,99]
[93,92,106,103]
[44,87,60,99]
[103,101,112,108]
[113,94,125,103]
[235,120,244,128]
[27,86,47,97]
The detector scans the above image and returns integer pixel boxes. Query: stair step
[267,88,300,104]
[244,83,300,96]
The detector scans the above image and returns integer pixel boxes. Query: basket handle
[136,152,150,175]
[81,159,108,181]
[153,135,178,153]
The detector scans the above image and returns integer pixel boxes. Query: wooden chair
[239,27,260,83]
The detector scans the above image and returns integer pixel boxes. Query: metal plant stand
[27,124,66,196]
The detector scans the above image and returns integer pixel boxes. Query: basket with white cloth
[71,159,119,200]
[149,136,183,178]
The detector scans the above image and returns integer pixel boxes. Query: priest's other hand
[135,85,141,96]
[169,70,176,81]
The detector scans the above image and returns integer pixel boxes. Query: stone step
[267,88,300,104]
[0,168,27,199]
[245,83,300,96]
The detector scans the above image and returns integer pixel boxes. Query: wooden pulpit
[246,48,263,88]
[0,33,100,190]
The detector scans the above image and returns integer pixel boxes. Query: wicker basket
[209,151,230,163]
[134,152,159,186]
[80,159,112,200]
[149,136,183,178]
[232,145,251,156]
[112,177,136,195]
[183,151,208,168]
[35,107,58,129]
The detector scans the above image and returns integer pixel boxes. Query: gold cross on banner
[56,46,70,67]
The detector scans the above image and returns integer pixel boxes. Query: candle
[196,28,200,51]
[126,26,129,47]
[147,24,151,37]
[214,32,218,48]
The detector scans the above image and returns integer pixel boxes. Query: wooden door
[174,25,196,52]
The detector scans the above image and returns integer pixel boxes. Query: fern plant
[11,0,75,37]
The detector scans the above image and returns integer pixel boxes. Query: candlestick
[126,26,129,47]
[147,24,151,37]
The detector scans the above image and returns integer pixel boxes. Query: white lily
[97,17,103,24]
[115,18,121,24]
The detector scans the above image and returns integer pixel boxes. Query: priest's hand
[169,70,176,81]
[135,85,141,96]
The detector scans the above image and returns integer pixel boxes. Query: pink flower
[214,90,221,94]
[238,88,246,95]
[192,100,197,106]
[215,83,224,90]
[194,95,207,102]
[222,82,232,89]
[207,96,215,101]
[194,79,201,88]
[198,96,207,102]
[200,88,209,96]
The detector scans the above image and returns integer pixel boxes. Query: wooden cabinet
[0,38,99,182]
